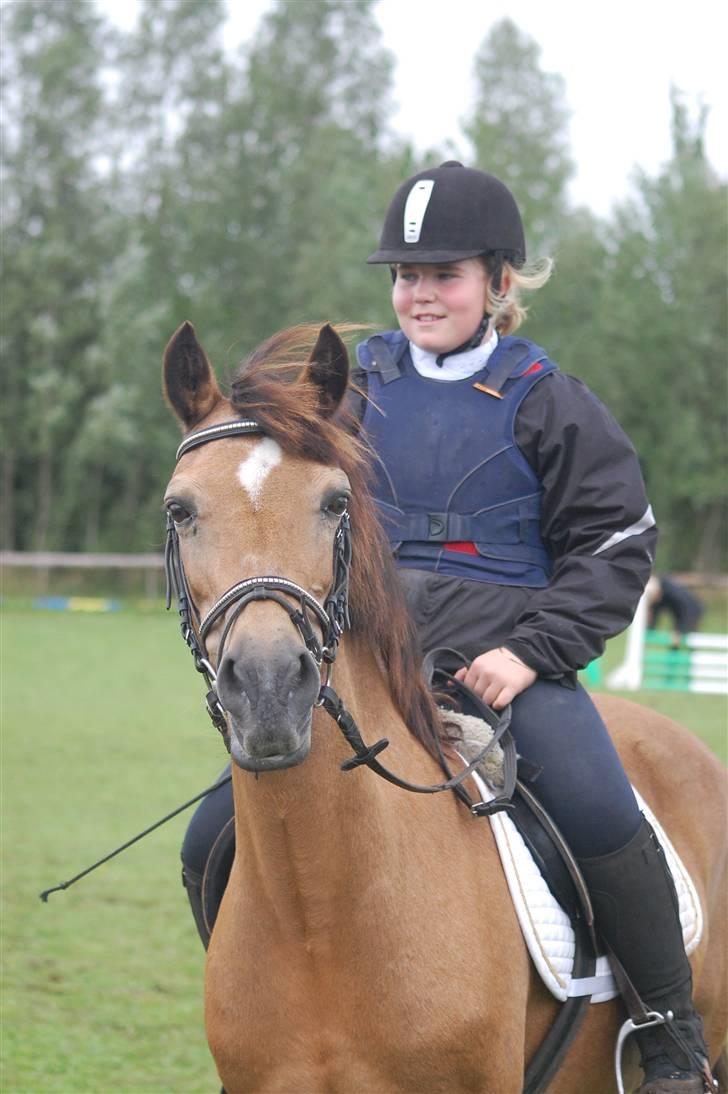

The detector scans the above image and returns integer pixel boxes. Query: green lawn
[2,606,221,1093]
[2,602,726,1092]
[590,602,728,764]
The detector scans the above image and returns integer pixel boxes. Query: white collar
[409,325,499,381]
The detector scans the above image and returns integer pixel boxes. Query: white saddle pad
[470,769,703,1002]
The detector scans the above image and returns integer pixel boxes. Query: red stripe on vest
[444,541,478,555]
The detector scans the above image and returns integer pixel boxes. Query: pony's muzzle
[216,635,320,771]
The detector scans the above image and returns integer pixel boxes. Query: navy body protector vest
[355,331,558,588]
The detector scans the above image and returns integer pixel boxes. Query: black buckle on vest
[427,513,448,541]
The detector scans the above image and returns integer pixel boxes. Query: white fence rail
[0,551,163,569]
[1,551,165,599]
[607,589,728,695]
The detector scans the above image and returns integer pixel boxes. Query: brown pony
[162,320,727,1093]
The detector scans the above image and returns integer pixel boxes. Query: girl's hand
[454,648,537,709]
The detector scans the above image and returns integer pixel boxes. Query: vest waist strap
[378,502,542,546]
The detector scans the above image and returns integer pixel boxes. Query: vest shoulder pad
[356,330,409,377]
[496,336,554,375]
[483,336,557,395]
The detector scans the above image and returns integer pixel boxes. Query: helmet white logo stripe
[403,180,434,243]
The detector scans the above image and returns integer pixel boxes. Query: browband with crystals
[176,419,262,461]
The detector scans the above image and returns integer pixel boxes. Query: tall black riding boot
[181,811,235,950]
[578,816,715,1094]
[181,864,211,949]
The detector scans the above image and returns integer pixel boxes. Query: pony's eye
[324,494,349,518]
[166,500,193,525]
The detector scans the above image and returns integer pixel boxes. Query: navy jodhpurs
[507,679,640,856]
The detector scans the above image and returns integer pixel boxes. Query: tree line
[2,0,726,570]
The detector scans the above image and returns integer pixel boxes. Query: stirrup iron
[614,1011,717,1094]
[615,1010,670,1094]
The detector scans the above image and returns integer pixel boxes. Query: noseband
[165,418,515,813]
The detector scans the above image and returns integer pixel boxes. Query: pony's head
[163,322,440,773]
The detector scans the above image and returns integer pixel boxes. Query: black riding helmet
[367,160,526,267]
[368,162,526,364]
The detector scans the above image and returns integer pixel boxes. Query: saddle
[420,648,702,1092]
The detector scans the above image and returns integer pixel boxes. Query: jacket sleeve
[504,372,657,677]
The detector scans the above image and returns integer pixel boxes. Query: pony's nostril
[282,651,317,694]
[219,646,318,708]
[298,651,319,691]
[219,655,258,705]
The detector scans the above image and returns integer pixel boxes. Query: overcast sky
[101,0,727,218]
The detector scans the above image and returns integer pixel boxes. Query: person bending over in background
[647,574,705,648]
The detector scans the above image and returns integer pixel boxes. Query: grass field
[2,600,726,1093]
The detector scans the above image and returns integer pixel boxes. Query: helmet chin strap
[435,314,491,368]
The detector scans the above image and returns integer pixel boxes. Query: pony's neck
[229,635,444,931]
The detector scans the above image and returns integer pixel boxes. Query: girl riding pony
[182,161,714,1094]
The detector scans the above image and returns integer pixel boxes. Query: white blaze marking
[237,437,282,509]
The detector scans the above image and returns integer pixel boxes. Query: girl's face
[392,259,489,354]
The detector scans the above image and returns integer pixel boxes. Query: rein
[165,418,514,812]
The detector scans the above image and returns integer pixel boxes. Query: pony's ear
[163,322,222,429]
[303,324,349,418]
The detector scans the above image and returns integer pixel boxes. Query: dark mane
[229,325,445,759]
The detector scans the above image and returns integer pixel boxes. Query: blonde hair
[482,256,554,335]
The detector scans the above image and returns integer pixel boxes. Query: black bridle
[164,419,351,736]
[165,418,515,812]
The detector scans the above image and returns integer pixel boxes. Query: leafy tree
[0,0,412,555]
[167,0,404,361]
[106,0,229,188]
[0,0,113,549]
[527,207,610,383]
[597,92,727,570]
[463,18,574,253]
[3,2,723,578]
[462,20,609,437]
[83,0,236,550]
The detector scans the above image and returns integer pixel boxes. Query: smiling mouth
[413,314,445,323]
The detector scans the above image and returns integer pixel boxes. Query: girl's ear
[163,322,222,429]
[302,324,349,418]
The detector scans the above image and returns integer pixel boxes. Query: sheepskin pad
[446,710,703,1003]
